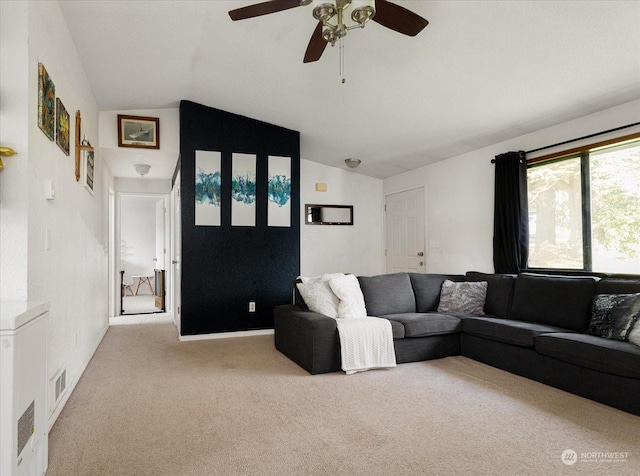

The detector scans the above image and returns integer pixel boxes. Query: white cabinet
[0,302,49,476]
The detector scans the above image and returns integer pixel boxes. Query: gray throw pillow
[437,280,487,315]
[588,293,640,341]
[629,322,640,347]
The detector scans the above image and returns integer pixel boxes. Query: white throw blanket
[335,317,396,374]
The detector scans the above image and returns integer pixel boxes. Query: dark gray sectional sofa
[273,272,640,415]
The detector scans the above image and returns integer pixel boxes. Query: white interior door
[155,198,165,268]
[385,187,426,273]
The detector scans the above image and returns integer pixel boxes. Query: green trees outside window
[528,139,640,274]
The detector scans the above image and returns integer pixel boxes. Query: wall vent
[55,370,66,401]
[49,368,67,413]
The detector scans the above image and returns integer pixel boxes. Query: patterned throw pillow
[437,280,488,315]
[587,293,640,341]
[329,274,367,318]
[296,273,344,318]
[628,323,640,347]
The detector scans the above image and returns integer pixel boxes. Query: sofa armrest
[274,304,341,374]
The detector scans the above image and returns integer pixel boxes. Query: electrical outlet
[249,301,256,313]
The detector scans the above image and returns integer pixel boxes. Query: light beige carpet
[48,322,640,476]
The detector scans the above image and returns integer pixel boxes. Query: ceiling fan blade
[303,21,328,63]
[229,0,302,21]
[372,0,429,36]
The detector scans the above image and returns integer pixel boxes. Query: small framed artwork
[38,63,56,141]
[75,110,82,181]
[56,98,70,156]
[82,147,95,195]
[117,114,160,149]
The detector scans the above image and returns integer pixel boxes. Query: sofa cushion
[510,273,599,332]
[535,333,640,378]
[462,316,570,347]
[596,278,640,294]
[358,273,415,316]
[465,272,516,318]
[386,318,405,340]
[409,274,465,312]
[437,280,487,314]
[382,313,462,338]
[587,293,640,341]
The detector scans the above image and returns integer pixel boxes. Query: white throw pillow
[329,274,367,318]
[296,273,343,318]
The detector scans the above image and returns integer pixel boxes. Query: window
[527,137,640,274]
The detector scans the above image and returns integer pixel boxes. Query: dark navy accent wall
[179,100,300,335]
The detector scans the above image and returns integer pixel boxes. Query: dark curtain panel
[493,151,529,273]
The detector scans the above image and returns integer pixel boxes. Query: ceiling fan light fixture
[228,0,429,64]
[351,0,376,25]
[312,0,337,23]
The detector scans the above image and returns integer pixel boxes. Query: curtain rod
[491,121,640,163]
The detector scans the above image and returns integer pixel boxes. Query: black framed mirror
[305,204,353,225]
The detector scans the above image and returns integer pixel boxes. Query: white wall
[300,159,384,277]
[115,177,172,194]
[384,100,640,274]
[0,0,29,301]
[0,0,112,428]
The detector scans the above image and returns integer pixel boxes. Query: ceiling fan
[229,0,429,63]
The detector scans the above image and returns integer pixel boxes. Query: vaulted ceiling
[58,1,640,179]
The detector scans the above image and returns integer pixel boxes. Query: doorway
[117,193,170,316]
[385,187,426,273]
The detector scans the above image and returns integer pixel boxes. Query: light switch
[44,180,55,200]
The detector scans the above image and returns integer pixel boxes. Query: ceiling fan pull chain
[339,36,346,84]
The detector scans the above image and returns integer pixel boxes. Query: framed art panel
[231,153,256,227]
[267,155,291,227]
[117,114,159,149]
[56,98,70,156]
[195,150,222,226]
[38,63,55,141]
[82,148,95,195]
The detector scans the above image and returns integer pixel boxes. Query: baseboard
[47,323,109,431]
[179,328,274,342]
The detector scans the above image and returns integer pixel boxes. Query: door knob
[419,261,424,266]
[417,251,424,256]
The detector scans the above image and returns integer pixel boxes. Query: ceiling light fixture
[313,0,376,46]
[134,163,151,177]
[344,158,361,168]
